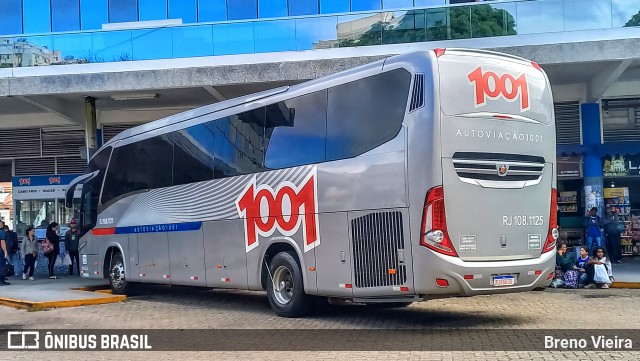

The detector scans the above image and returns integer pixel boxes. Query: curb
[0,290,126,311]
[612,281,640,289]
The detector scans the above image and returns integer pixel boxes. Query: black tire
[366,302,413,309]
[109,253,129,295]
[266,252,313,318]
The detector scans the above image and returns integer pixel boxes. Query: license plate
[492,275,516,287]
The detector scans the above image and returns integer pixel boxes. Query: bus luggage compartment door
[137,233,171,284]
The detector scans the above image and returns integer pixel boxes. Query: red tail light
[542,188,558,253]
[434,48,446,58]
[531,61,542,71]
[420,186,458,257]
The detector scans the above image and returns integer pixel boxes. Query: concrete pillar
[581,103,604,218]
[84,96,97,161]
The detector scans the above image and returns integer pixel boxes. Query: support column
[581,103,603,218]
[84,96,97,161]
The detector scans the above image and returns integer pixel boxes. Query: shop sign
[557,155,582,178]
[12,174,83,200]
[603,155,640,177]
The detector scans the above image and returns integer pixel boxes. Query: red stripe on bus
[92,228,116,236]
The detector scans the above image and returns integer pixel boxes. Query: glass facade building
[1,0,639,68]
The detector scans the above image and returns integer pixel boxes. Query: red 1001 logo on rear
[236,167,320,253]
[468,67,530,111]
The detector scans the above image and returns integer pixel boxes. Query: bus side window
[326,69,411,161]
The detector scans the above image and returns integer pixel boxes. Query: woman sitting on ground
[584,247,614,289]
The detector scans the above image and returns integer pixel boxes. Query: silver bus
[66,49,557,317]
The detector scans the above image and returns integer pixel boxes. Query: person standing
[583,207,603,253]
[604,208,623,263]
[64,219,81,276]
[0,220,9,285]
[45,222,61,279]
[21,227,38,280]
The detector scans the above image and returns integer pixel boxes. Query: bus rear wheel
[109,253,129,295]
[266,252,312,318]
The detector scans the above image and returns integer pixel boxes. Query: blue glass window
[131,28,172,60]
[0,0,23,35]
[51,0,81,32]
[213,22,254,55]
[228,0,257,20]
[23,0,52,34]
[258,0,287,18]
[289,0,319,16]
[198,0,226,22]
[109,0,138,23]
[254,20,296,53]
[295,17,337,50]
[414,0,445,6]
[320,0,350,14]
[383,0,413,9]
[81,0,109,30]
[172,26,214,58]
[139,0,167,21]
[169,0,196,23]
[351,0,381,12]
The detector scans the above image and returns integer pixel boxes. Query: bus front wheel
[266,252,313,318]
[109,253,129,295]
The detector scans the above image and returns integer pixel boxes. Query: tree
[338,5,516,47]
[625,10,640,27]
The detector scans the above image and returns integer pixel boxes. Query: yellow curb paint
[0,293,126,311]
[612,282,640,289]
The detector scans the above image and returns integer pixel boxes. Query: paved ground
[1,285,639,360]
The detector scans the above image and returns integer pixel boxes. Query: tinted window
[101,136,173,204]
[84,147,111,231]
[0,0,23,35]
[258,0,287,18]
[264,91,327,169]
[169,0,196,23]
[171,123,214,185]
[320,0,349,13]
[81,0,109,30]
[326,69,411,161]
[139,0,167,21]
[138,136,173,189]
[101,143,139,204]
[51,0,81,32]
[228,0,257,20]
[289,0,319,16]
[211,108,266,178]
[198,0,227,22]
[109,0,138,22]
[23,0,51,34]
[351,0,381,11]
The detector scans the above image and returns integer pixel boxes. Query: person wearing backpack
[4,225,19,266]
[64,219,81,277]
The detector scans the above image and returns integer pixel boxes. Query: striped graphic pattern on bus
[117,165,315,225]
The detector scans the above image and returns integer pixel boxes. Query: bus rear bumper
[412,246,556,296]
